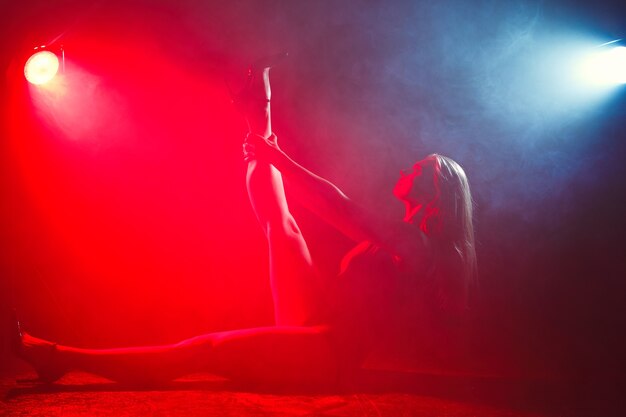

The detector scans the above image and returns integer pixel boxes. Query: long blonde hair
[421,154,477,312]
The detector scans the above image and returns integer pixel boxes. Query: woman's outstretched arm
[244,134,431,269]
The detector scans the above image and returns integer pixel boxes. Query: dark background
[1,0,624,397]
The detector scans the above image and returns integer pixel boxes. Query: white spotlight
[23,45,65,85]
[579,43,626,87]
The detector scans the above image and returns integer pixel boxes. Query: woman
[13,58,476,388]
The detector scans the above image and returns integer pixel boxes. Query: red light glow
[24,50,59,85]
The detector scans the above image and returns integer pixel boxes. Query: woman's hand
[243,133,280,163]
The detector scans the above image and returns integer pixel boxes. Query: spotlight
[578,40,626,87]
[24,45,65,85]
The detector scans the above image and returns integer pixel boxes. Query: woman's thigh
[266,219,323,326]
[209,325,337,388]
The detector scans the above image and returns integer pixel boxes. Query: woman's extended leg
[243,64,322,326]
[20,325,336,386]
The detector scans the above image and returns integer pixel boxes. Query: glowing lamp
[24,49,60,85]
[579,44,626,87]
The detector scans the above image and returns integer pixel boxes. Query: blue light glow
[578,44,626,87]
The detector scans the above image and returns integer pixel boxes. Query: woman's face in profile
[393,157,437,206]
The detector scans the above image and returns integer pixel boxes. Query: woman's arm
[244,134,431,269]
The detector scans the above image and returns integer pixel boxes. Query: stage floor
[1,367,596,417]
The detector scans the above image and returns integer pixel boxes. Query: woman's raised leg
[242,63,322,326]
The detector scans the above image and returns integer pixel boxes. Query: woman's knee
[264,215,301,239]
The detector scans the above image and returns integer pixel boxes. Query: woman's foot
[247,52,289,101]
[12,317,66,383]
[232,52,288,103]
[229,52,288,136]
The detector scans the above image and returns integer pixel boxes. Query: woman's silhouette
[14,57,476,388]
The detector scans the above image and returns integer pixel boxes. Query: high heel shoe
[11,311,65,383]
[228,52,289,111]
